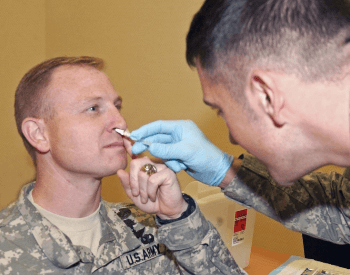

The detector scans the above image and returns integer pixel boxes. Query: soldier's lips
[104,141,124,148]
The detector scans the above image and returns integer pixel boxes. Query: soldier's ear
[22,118,50,154]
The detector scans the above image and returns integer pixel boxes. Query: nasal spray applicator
[114,128,152,146]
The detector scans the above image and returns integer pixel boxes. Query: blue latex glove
[130,120,233,186]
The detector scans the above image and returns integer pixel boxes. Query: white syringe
[114,128,151,146]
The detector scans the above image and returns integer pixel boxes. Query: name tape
[121,243,165,269]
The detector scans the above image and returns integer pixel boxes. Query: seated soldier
[0,56,245,274]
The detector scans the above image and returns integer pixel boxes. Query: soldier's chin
[116,158,128,171]
[104,158,128,177]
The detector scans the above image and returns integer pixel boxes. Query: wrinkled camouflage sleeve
[155,197,247,275]
[223,154,350,244]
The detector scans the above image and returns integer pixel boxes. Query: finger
[148,143,185,160]
[147,168,179,202]
[142,134,174,144]
[130,120,179,140]
[131,134,175,155]
[128,160,142,197]
[164,160,187,173]
[137,162,166,203]
[117,169,132,197]
[147,175,162,202]
[131,142,149,155]
[143,163,167,202]
[138,169,150,204]
[118,170,149,208]
[123,137,134,158]
[128,156,153,197]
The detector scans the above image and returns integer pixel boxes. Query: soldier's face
[43,65,128,179]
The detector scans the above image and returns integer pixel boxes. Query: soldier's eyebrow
[79,96,122,106]
[81,96,103,104]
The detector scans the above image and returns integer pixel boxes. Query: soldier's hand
[117,157,188,220]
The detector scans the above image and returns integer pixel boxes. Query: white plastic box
[184,181,256,268]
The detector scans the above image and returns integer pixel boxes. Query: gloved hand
[130,120,233,186]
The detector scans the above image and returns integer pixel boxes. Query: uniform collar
[17,182,80,268]
[17,182,141,270]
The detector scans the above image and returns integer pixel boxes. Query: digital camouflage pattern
[155,198,244,274]
[0,183,246,274]
[223,154,350,244]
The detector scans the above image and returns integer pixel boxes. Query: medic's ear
[250,70,285,127]
[21,118,50,154]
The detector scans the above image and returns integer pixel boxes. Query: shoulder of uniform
[0,201,21,228]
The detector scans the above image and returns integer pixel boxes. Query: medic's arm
[223,154,350,244]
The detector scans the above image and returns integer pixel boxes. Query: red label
[234,209,248,233]
[235,209,247,219]
[234,218,246,232]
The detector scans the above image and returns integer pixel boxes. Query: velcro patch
[121,243,165,269]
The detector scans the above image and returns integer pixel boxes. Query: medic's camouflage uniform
[223,154,350,244]
[0,183,246,274]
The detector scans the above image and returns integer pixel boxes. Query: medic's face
[197,65,264,158]
[197,63,297,185]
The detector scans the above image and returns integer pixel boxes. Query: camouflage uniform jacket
[0,182,245,274]
[223,154,350,245]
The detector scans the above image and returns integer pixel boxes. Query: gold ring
[141,164,157,176]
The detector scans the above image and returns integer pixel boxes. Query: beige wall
[43,0,246,203]
[0,0,46,209]
[1,0,345,258]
